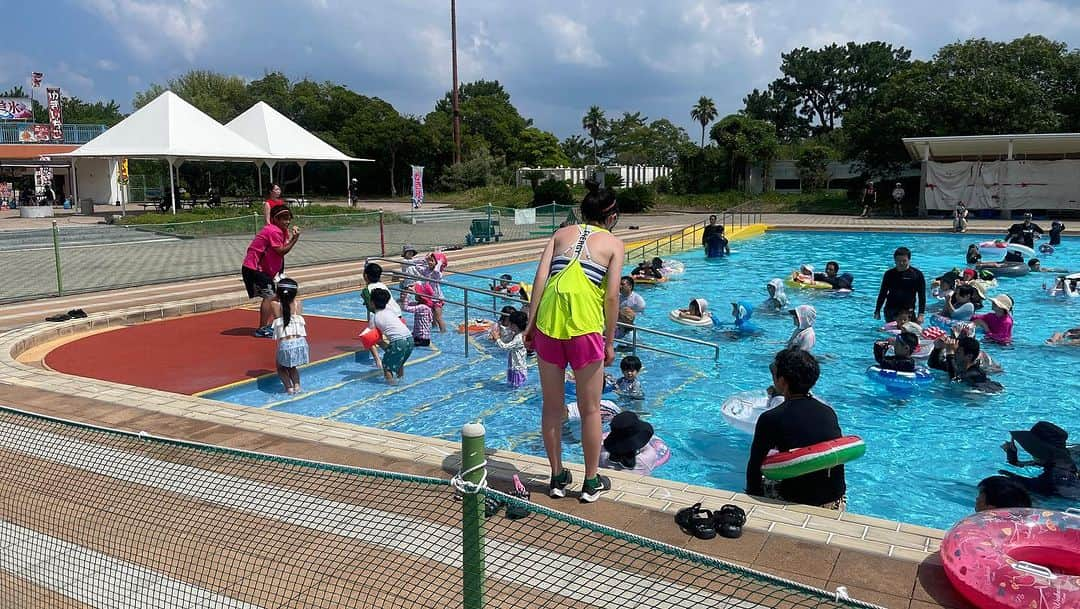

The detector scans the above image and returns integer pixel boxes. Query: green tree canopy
[133,69,251,122]
[690,96,718,147]
[710,114,779,190]
[515,126,569,167]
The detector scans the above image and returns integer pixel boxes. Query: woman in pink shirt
[242,205,300,337]
[972,293,1014,345]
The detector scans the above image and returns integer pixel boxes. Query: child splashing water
[272,278,309,394]
[370,288,414,384]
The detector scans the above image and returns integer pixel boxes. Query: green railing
[624,219,708,263]
[0,404,885,609]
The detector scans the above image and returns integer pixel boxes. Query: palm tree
[690,96,718,148]
[582,105,606,165]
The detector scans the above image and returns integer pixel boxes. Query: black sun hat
[603,412,653,463]
[1011,421,1071,464]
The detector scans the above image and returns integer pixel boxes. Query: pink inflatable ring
[941,508,1080,609]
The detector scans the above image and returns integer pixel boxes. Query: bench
[469,218,502,243]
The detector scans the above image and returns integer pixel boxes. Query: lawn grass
[119,204,394,237]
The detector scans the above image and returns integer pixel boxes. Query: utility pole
[451,0,462,165]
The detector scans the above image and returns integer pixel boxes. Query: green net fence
[1,204,582,303]
[0,405,883,609]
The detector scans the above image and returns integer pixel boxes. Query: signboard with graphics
[0,97,33,120]
[46,87,62,141]
[411,165,424,209]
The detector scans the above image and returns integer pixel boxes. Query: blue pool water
[207,230,1080,528]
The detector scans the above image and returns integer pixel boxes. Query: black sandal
[45,313,71,322]
[675,503,717,540]
[715,504,746,539]
[67,309,87,319]
[505,474,531,520]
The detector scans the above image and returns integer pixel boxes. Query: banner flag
[0,98,33,120]
[119,159,129,185]
[46,87,62,141]
[31,72,43,88]
[411,165,424,209]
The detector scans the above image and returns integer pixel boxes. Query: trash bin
[79,199,95,215]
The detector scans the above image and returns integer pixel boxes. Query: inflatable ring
[941,508,1080,609]
[457,319,494,333]
[762,436,866,480]
[669,309,713,327]
[633,275,668,285]
[1040,244,1055,255]
[358,327,383,349]
[979,240,1037,259]
[866,365,933,391]
[721,392,779,435]
[600,434,672,476]
[785,278,833,290]
[661,261,685,277]
[977,262,1029,278]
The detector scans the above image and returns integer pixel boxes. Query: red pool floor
[44,309,367,395]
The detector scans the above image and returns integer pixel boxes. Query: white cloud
[541,15,605,67]
[96,59,117,71]
[78,0,212,62]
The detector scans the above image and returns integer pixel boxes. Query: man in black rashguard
[874,247,926,323]
[745,348,847,509]
[1005,213,1044,248]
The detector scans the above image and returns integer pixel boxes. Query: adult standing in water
[874,246,926,323]
[702,215,730,257]
[1005,212,1044,248]
[526,179,623,503]
[263,183,285,227]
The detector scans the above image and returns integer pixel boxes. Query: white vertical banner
[411,165,424,209]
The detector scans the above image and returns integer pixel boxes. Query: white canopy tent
[226,101,371,200]
[65,91,270,214]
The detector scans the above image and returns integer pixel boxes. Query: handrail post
[460,423,487,609]
[51,220,63,296]
[463,289,470,358]
[631,326,638,354]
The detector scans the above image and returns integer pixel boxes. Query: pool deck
[0,214,987,609]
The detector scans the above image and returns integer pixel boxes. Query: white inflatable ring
[669,309,713,327]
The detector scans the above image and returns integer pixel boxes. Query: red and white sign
[411,165,424,209]
[0,97,33,120]
[31,72,43,88]
[46,87,63,141]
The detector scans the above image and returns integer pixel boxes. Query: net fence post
[379,209,386,257]
[253,212,258,234]
[461,423,487,609]
[51,220,63,296]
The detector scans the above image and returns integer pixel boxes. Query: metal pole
[460,422,486,609]
[451,0,462,165]
[257,162,263,197]
[51,220,63,296]
[168,159,176,214]
[379,209,386,256]
[463,289,469,358]
[299,161,306,203]
[345,161,352,207]
[631,326,638,354]
[254,212,259,234]
[486,203,492,242]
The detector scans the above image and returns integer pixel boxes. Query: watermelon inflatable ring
[761,436,866,481]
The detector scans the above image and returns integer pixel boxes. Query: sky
[5,0,1080,139]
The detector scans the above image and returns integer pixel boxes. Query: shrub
[531,177,574,207]
[616,183,656,213]
[436,150,501,191]
[603,172,625,190]
[652,174,672,194]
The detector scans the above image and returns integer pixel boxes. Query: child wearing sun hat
[972,294,1014,345]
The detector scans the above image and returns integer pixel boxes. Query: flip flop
[45,313,72,322]
[714,504,746,539]
[674,503,717,540]
[67,309,88,319]
[483,494,505,518]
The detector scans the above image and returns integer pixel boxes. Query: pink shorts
[533,329,605,370]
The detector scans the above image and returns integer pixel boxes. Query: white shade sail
[226,102,371,162]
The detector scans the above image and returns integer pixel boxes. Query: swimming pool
[206,230,1080,528]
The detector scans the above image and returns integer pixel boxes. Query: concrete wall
[74,158,120,204]
[749,160,919,194]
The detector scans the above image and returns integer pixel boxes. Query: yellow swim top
[536,224,610,339]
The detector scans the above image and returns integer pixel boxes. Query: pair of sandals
[45,309,88,322]
[675,502,746,540]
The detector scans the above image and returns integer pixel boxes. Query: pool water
[206,230,1080,529]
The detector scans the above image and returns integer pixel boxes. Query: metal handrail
[624,220,707,263]
[721,201,763,232]
[380,269,720,362]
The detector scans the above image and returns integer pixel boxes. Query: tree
[341,96,423,196]
[710,114,779,191]
[742,85,811,141]
[515,127,569,167]
[581,105,606,164]
[133,69,251,122]
[432,80,531,163]
[690,96,718,147]
[794,144,835,191]
[61,97,124,126]
[560,134,590,167]
[769,42,911,132]
[246,71,293,116]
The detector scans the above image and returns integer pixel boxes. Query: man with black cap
[1005,213,1045,248]
[999,421,1080,499]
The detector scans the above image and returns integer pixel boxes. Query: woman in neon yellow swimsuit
[525,179,624,503]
